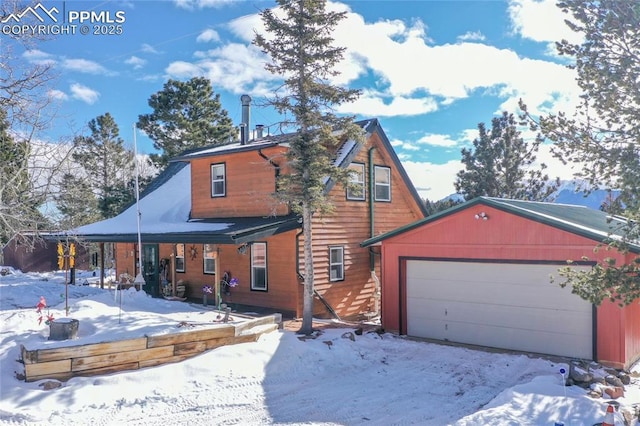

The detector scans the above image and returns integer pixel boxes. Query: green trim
[362,196,640,253]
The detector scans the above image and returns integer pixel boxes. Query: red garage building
[363,197,640,369]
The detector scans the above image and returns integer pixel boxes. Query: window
[175,244,185,272]
[329,246,344,281]
[251,242,267,291]
[346,163,365,200]
[211,163,226,197]
[374,166,391,201]
[203,244,216,274]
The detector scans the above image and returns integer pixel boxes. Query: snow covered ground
[0,267,638,425]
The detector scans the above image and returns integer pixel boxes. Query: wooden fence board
[21,315,279,382]
[146,326,235,348]
[25,371,73,383]
[75,362,140,378]
[24,359,71,378]
[174,341,207,356]
[72,346,175,372]
[139,354,193,369]
[30,338,148,363]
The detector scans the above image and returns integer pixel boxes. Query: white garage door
[406,260,593,359]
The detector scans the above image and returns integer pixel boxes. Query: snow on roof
[72,164,231,237]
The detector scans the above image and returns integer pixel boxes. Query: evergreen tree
[72,113,135,219]
[0,108,50,247]
[137,77,236,168]
[254,0,363,335]
[455,111,558,201]
[423,198,462,216]
[55,173,101,229]
[524,1,640,305]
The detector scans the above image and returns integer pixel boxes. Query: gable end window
[203,244,216,274]
[346,163,365,201]
[251,242,267,291]
[211,163,226,197]
[175,243,185,273]
[374,166,391,202]
[329,246,344,282]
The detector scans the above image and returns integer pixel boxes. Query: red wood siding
[190,146,290,218]
[114,231,300,315]
[378,202,640,368]
[302,132,425,320]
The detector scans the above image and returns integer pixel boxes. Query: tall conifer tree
[254,0,363,334]
[137,77,235,168]
[455,112,558,201]
[525,1,640,305]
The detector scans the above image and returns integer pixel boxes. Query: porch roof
[51,162,301,244]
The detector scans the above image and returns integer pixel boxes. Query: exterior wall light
[474,212,489,220]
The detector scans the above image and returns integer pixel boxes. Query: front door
[142,244,159,297]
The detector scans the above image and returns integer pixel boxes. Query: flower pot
[49,318,79,341]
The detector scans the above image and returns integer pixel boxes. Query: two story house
[70,108,426,320]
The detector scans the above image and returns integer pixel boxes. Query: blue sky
[9,0,585,200]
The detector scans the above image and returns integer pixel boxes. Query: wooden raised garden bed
[20,313,281,382]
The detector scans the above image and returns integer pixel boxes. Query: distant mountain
[552,187,620,210]
[439,180,621,211]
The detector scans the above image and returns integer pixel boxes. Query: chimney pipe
[256,124,264,139]
[241,94,251,145]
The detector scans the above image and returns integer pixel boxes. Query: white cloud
[217,2,582,123]
[457,31,486,42]
[508,0,583,45]
[174,0,235,9]
[165,61,204,78]
[166,44,276,95]
[338,92,438,117]
[70,83,100,104]
[402,159,463,201]
[62,59,113,75]
[416,133,459,148]
[141,43,160,54]
[197,29,220,43]
[47,89,68,101]
[125,56,146,69]
[22,49,56,65]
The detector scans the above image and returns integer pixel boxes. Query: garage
[362,196,640,369]
[405,260,593,359]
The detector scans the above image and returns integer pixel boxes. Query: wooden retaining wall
[20,314,281,382]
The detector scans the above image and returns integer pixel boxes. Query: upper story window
[175,243,185,273]
[251,242,267,291]
[374,166,391,202]
[211,163,226,197]
[203,244,216,274]
[329,246,344,281]
[346,163,365,201]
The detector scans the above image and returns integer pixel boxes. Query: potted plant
[202,285,212,306]
[37,296,79,341]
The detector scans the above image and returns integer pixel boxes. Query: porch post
[214,246,220,307]
[100,243,105,289]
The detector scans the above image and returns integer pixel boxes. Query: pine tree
[455,111,558,201]
[55,173,101,229]
[137,77,236,168]
[72,113,135,219]
[523,1,640,305]
[254,0,363,334]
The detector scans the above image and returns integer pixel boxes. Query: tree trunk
[298,203,315,335]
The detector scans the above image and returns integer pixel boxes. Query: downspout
[369,147,381,319]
